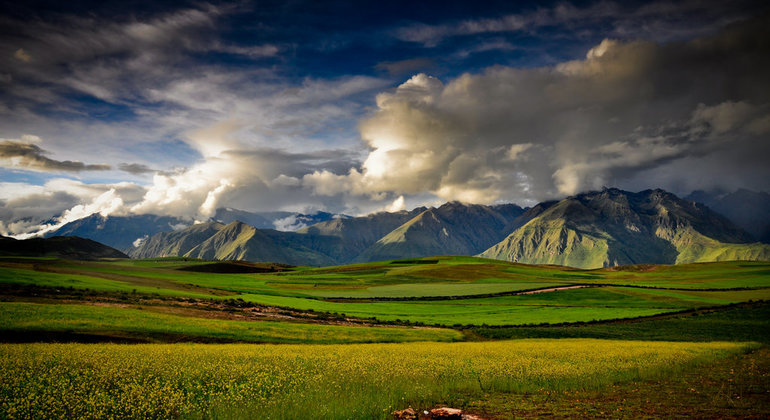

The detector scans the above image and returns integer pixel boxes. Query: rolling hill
[481,188,770,268]
[0,235,128,259]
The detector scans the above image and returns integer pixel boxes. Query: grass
[302,281,559,298]
[238,286,770,326]
[3,257,769,327]
[469,300,770,343]
[462,346,770,419]
[0,302,461,344]
[0,339,752,419]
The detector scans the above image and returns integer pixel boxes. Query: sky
[1,0,769,236]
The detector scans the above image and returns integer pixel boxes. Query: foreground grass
[0,339,752,419]
[463,346,770,419]
[0,302,461,344]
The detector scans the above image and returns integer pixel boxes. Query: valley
[1,254,768,418]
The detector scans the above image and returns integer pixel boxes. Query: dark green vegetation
[469,301,770,343]
[119,188,770,269]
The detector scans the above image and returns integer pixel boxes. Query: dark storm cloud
[0,140,110,172]
[118,163,155,174]
[0,3,278,105]
[375,58,435,76]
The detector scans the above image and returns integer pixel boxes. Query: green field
[0,302,461,344]
[3,257,769,328]
[1,256,769,418]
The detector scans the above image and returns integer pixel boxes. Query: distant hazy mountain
[685,189,770,243]
[0,235,128,259]
[44,214,188,251]
[42,208,347,254]
[214,208,347,231]
[354,202,524,262]
[481,188,770,269]
[297,207,428,262]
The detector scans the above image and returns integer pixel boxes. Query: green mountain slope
[354,202,523,262]
[128,222,225,258]
[481,188,770,268]
[184,221,337,266]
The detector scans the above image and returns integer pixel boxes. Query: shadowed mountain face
[0,236,128,259]
[297,207,428,262]
[44,214,188,252]
[685,189,770,243]
[481,188,770,269]
[353,202,524,263]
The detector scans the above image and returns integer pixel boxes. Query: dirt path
[517,285,590,295]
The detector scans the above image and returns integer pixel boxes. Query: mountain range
[685,189,770,243]
[481,188,769,268]
[42,209,347,253]
[30,188,770,268]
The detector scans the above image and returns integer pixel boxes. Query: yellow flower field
[0,339,753,419]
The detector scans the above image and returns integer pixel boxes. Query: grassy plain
[0,302,461,344]
[3,257,769,328]
[469,301,770,342]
